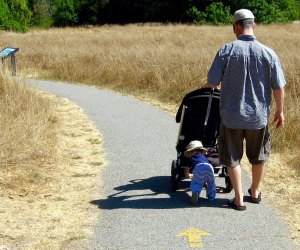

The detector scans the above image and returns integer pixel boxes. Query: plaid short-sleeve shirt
[208,35,286,129]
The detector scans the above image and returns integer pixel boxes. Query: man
[206,9,286,210]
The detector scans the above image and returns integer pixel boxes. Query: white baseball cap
[233,9,255,23]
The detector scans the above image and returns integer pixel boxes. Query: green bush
[0,0,31,32]
[275,0,299,22]
[237,0,298,23]
[186,6,206,24]
[186,2,231,25]
[31,0,53,28]
[206,2,232,25]
[0,0,10,30]
[52,0,78,27]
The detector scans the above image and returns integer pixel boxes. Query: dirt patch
[0,91,105,249]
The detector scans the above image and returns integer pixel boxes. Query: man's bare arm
[273,88,285,128]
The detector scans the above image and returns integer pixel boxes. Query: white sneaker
[191,192,199,205]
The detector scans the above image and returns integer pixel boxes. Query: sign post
[0,47,19,76]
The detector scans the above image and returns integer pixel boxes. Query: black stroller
[171,87,232,193]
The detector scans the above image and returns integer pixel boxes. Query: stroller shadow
[90,176,229,210]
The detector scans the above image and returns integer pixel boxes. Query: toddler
[184,140,216,204]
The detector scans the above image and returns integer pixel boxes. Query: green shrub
[186,2,231,25]
[31,0,53,28]
[186,6,206,24]
[52,0,77,27]
[0,0,10,30]
[237,0,298,23]
[275,0,299,22]
[0,0,31,32]
[206,2,232,25]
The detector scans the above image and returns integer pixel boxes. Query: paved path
[29,79,294,250]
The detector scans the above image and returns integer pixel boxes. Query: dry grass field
[0,24,299,248]
[1,24,299,155]
[0,74,104,249]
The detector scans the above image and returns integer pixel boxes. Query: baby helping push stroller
[171,87,232,193]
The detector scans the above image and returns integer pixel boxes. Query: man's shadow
[90,176,229,210]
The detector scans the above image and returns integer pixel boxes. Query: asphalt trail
[28,79,294,250]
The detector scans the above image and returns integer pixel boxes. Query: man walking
[207,9,286,210]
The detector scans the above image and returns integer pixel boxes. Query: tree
[31,0,53,28]
[273,0,299,22]
[186,1,231,25]
[74,0,110,25]
[0,0,31,32]
[0,0,10,30]
[235,0,298,23]
[138,1,187,22]
[186,6,207,24]
[206,2,232,24]
[297,0,300,19]
[1,0,299,30]
[240,0,280,23]
[52,0,77,26]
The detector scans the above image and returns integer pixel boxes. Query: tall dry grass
[0,74,104,248]
[0,24,299,169]
[0,71,56,192]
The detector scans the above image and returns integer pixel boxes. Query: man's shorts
[218,123,270,167]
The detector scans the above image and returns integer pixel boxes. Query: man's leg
[227,165,244,206]
[218,124,244,206]
[245,127,269,199]
[250,164,264,198]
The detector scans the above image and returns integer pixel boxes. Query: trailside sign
[0,47,19,76]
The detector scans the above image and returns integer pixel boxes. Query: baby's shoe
[191,191,199,205]
[207,197,215,202]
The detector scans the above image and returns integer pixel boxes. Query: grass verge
[0,77,104,249]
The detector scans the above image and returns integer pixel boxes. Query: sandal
[248,188,261,204]
[228,199,246,211]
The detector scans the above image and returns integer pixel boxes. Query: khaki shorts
[218,124,270,167]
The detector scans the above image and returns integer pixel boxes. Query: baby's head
[184,140,207,158]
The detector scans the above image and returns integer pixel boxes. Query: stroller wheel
[224,176,233,193]
[171,160,180,191]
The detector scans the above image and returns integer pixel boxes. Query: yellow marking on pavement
[177,227,211,248]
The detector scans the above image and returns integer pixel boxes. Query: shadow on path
[90,176,229,210]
